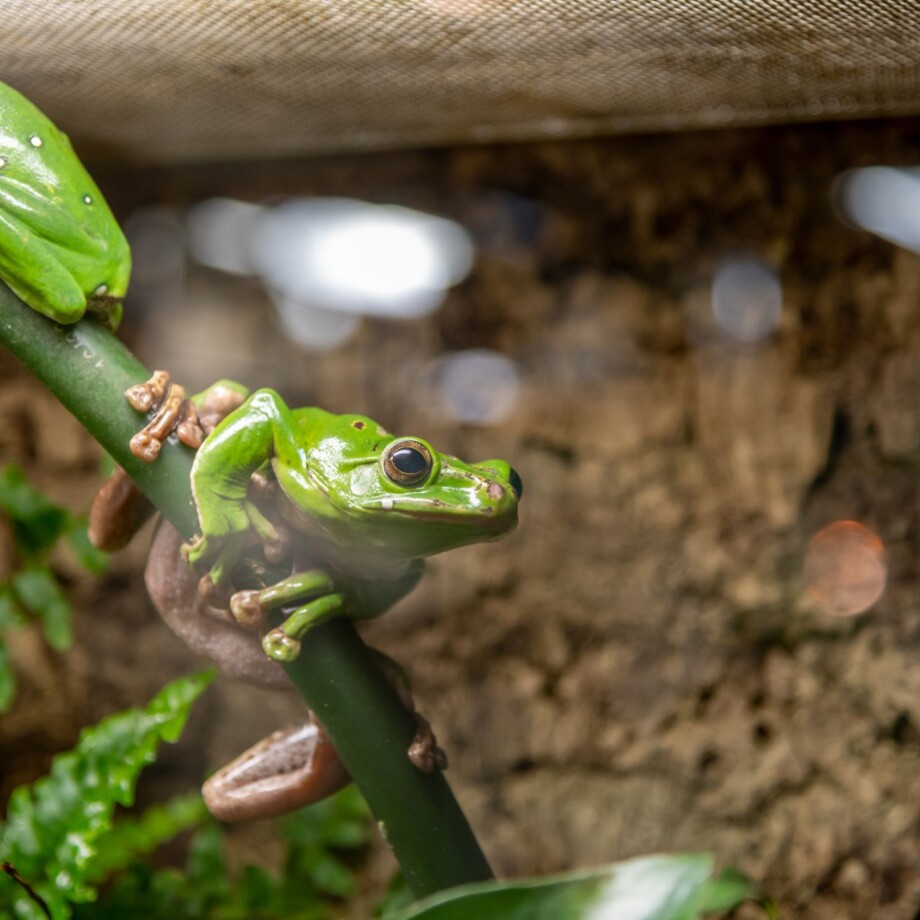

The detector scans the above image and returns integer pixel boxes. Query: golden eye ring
[382,439,433,487]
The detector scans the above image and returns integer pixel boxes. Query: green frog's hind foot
[126,369,204,462]
[231,569,340,655]
[262,593,345,662]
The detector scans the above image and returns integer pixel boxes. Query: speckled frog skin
[0,81,130,326]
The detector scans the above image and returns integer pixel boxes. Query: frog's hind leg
[0,212,88,323]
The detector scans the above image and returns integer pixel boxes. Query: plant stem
[0,287,493,898]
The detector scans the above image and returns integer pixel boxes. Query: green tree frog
[0,81,131,326]
[90,375,522,819]
[182,385,522,662]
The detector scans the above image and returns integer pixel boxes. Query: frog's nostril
[509,467,523,501]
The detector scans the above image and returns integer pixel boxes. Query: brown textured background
[3,118,920,918]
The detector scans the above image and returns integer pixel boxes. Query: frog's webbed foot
[371,650,448,773]
[408,714,449,773]
[126,370,204,462]
[87,293,124,331]
[201,718,351,822]
[88,465,156,551]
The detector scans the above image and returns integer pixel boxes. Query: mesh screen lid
[3,0,918,163]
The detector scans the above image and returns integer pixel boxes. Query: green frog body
[0,81,130,326]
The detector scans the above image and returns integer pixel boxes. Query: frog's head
[275,411,521,560]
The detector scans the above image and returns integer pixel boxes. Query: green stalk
[0,286,493,897]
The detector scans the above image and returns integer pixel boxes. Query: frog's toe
[230,590,265,630]
[180,535,205,564]
[263,628,301,662]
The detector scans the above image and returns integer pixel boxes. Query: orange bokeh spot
[804,520,887,617]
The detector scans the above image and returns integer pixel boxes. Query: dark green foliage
[0,671,214,919]
[77,787,374,920]
[0,464,109,710]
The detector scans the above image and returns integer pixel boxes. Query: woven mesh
[2,0,918,163]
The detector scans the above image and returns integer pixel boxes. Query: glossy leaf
[86,794,209,884]
[0,671,214,920]
[386,854,762,920]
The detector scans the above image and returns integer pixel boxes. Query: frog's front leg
[184,389,297,588]
[227,570,343,662]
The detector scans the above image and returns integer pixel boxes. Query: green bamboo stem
[0,286,493,898]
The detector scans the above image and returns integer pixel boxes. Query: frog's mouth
[367,495,518,531]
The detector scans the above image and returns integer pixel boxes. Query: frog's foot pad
[263,628,301,662]
[408,714,448,773]
[126,370,205,462]
[230,589,266,631]
[196,571,233,608]
[196,383,249,435]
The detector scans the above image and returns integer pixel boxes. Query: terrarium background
[4,2,920,919]
[4,0,920,162]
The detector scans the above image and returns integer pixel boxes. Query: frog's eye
[382,439,433,487]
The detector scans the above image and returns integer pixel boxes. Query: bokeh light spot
[711,257,783,343]
[804,520,887,617]
[251,198,474,320]
[432,349,520,425]
[835,166,920,253]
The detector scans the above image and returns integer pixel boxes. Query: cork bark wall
[3,119,920,918]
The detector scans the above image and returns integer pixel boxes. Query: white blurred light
[836,166,920,252]
[269,290,362,351]
[711,257,783,343]
[251,198,474,319]
[433,350,520,425]
[186,198,266,275]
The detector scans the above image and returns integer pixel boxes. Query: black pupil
[392,447,428,476]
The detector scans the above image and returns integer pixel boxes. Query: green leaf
[690,866,761,913]
[11,566,72,649]
[0,465,69,557]
[65,519,109,575]
[386,854,763,920]
[0,636,15,711]
[86,794,209,884]
[0,671,215,919]
[0,584,26,628]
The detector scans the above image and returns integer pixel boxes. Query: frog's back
[291,406,392,457]
[0,81,130,296]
